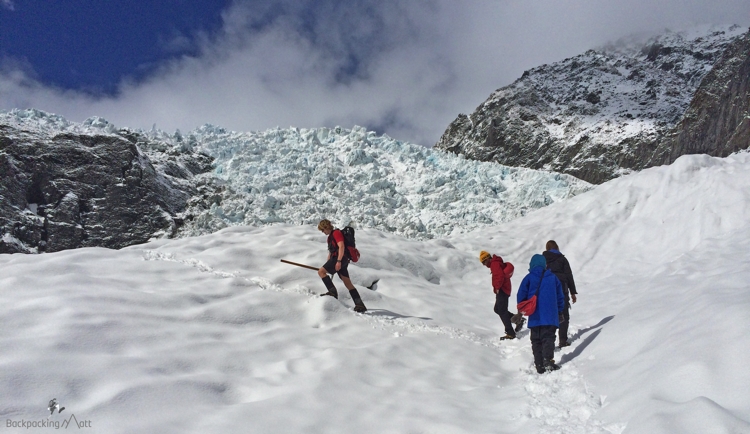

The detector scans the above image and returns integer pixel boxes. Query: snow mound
[494,151,750,272]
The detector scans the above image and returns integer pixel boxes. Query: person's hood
[529,254,546,271]
[543,250,563,261]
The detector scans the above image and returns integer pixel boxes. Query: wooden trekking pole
[280,259,319,271]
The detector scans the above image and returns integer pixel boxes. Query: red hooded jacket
[490,255,514,296]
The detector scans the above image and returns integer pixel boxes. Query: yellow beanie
[479,251,491,263]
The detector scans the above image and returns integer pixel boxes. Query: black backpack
[341,226,360,262]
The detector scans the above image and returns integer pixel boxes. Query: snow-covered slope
[2,151,748,433]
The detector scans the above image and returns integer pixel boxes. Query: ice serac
[0,110,216,254]
[435,25,750,184]
[170,125,591,240]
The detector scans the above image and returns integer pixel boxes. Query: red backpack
[517,270,545,316]
[341,226,360,262]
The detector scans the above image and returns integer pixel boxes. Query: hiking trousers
[558,303,570,344]
[493,292,516,337]
[530,325,557,367]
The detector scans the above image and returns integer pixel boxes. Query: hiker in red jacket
[480,250,523,339]
[317,219,367,313]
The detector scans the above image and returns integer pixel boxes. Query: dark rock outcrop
[656,31,750,163]
[0,117,215,253]
[435,26,750,184]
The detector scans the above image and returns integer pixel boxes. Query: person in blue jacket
[517,254,565,374]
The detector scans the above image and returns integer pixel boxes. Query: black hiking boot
[500,334,516,340]
[544,360,561,372]
[321,276,339,299]
[349,288,367,313]
[558,341,571,348]
[535,365,546,374]
[514,317,526,333]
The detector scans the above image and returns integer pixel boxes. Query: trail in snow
[141,248,617,433]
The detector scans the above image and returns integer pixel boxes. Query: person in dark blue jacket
[517,254,565,373]
[543,240,578,348]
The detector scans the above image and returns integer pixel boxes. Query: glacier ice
[168,124,592,239]
[1,109,592,240]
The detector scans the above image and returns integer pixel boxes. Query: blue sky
[0,0,229,94]
[1,0,749,146]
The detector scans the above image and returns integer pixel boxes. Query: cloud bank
[1,0,749,146]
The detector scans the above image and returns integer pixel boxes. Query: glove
[558,313,565,323]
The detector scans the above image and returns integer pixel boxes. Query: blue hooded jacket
[517,254,565,328]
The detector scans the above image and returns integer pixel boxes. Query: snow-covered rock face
[436,25,750,184]
[0,109,216,253]
[665,30,750,162]
[0,110,591,252]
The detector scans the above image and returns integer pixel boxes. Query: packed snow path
[141,247,624,434]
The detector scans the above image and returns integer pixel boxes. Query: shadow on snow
[559,315,615,365]
[365,309,432,321]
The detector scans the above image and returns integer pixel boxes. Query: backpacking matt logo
[5,398,92,429]
[48,398,65,416]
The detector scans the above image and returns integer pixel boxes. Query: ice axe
[280,259,319,271]
[280,259,380,290]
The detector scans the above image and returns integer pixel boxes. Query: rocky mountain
[435,25,750,184]
[0,110,591,254]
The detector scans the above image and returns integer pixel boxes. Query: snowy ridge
[2,151,749,432]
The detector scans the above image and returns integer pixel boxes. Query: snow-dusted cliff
[436,25,750,184]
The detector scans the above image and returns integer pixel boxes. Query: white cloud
[1,0,749,146]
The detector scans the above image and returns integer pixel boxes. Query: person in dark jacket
[543,240,578,347]
[480,250,521,339]
[317,219,367,313]
[517,254,565,373]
